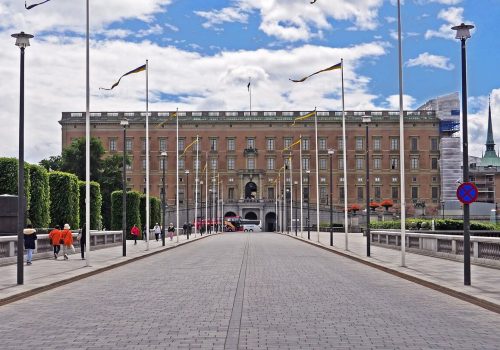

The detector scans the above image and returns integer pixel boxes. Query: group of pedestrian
[48,224,79,260]
[131,223,176,243]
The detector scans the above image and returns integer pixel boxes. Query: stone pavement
[0,232,215,305]
[0,232,499,350]
[286,229,500,310]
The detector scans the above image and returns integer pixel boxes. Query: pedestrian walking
[78,223,87,260]
[167,223,175,240]
[49,225,62,259]
[131,224,140,245]
[61,224,74,260]
[153,223,161,241]
[23,224,37,265]
[183,222,188,235]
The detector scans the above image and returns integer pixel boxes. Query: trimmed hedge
[111,190,141,239]
[49,171,80,228]
[0,157,31,212]
[370,219,496,231]
[78,180,103,230]
[28,164,50,228]
[140,194,161,230]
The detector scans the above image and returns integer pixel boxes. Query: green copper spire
[485,96,497,158]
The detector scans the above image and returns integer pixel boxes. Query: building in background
[60,108,441,229]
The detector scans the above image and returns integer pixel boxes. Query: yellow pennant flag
[157,111,177,128]
[180,139,198,158]
[291,111,315,127]
[282,139,301,152]
[290,62,341,83]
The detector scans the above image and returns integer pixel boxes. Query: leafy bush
[111,190,141,239]
[140,194,161,230]
[371,219,495,231]
[78,180,103,230]
[0,157,31,211]
[28,164,50,228]
[49,171,79,228]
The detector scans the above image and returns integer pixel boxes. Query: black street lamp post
[452,22,474,286]
[161,151,167,246]
[294,181,298,236]
[328,149,335,246]
[307,170,311,240]
[121,118,129,256]
[286,188,290,234]
[363,115,372,257]
[185,169,190,239]
[12,31,33,285]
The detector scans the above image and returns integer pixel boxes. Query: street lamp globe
[185,169,190,175]
[120,118,129,127]
[362,115,372,124]
[161,151,167,157]
[451,23,474,40]
[12,32,33,48]
[328,149,335,155]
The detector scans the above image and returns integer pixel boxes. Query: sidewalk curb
[0,234,217,307]
[280,232,500,315]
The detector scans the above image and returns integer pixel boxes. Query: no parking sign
[456,182,479,205]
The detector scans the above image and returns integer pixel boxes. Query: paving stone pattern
[1,233,500,349]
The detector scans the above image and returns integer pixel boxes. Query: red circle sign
[456,182,478,204]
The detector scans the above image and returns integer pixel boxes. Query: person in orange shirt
[49,225,62,259]
[131,224,140,245]
[61,224,74,260]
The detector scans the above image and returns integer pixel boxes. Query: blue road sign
[456,182,478,204]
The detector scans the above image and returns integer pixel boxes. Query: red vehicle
[225,216,244,232]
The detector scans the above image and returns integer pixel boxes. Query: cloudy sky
[0,0,499,163]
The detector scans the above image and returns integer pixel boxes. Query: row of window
[131,156,439,172]
[108,136,440,153]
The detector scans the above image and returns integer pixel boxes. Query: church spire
[485,95,497,157]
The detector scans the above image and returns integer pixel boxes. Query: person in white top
[153,223,161,241]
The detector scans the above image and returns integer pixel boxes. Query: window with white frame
[267,158,275,170]
[391,157,399,169]
[373,138,381,151]
[227,158,235,170]
[338,158,344,170]
[178,138,185,151]
[142,159,146,170]
[319,138,327,151]
[373,158,381,169]
[126,138,132,152]
[159,137,167,152]
[319,158,327,170]
[247,157,255,170]
[356,158,364,170]
[247,138,255,149]
[302,138,310,151]
[355,137,364,151]
[159,157,167,170]
[390,137,399,151]
[338,138,344,150]
[267,138,275,151]
[302,158,310,170]
[227,138,235,151]
[141,138,146,152]
[210,138,218,151]
[284,138,292,149]
[178,158,185,169]
[109,138,117,152]
[411,157,419,169]
[210,158,217,170]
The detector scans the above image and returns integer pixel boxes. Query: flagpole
[145,60,150,250]
[277,176,280,232]
[300,136,303,238]
[341,58,348,251]
[176,107,179,243]
[275,178,278,232]
[397,0,406,267]
[194,136,199,237]
[314,108,320,242]
[205,156,208,234]
[249,76,252,114]
[289,156,293,236]
[217,173,221,233]
[283,163,286,233]
[85,0,90,267]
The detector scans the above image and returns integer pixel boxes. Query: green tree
[61,137,104,182]
[111,190,141,238]
[39,155,62,172]
[0,157,31,212]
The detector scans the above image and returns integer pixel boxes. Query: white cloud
[196,0,384,42]
[427,0,462,4]
[406,52,454,70]
[385,95,416,110]
[0,33,387,162]
[425,7,467,40]
[0,0,172,33]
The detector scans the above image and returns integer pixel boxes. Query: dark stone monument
[0,195,18,235]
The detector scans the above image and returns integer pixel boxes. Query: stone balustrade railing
[371,230,500,268]
[0,231,123,263]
